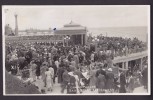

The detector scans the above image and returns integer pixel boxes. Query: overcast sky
[3,5,149,30]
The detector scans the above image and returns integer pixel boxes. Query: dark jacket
[106,72,114,89]
[97,74,106,89]
[96,69,106,78]
[120,72,126,86]
[62,71,70,83]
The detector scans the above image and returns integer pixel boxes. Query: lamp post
[64,35,70,47]
[92,37,99,52]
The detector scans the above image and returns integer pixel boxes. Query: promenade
[113,50,148,64]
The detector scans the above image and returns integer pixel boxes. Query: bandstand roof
[64,21,81,27]
[54,21,87,35]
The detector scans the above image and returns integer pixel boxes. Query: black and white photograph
[2,5,150,95]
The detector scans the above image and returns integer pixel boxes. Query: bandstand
[54,21,87,45]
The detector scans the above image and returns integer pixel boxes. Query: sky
[2,5,149,30]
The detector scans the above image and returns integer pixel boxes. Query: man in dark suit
[25,49,33,64]
[61,68,70,93]
[106,68,115,91]
[119,71,127,93]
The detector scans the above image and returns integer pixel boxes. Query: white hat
[68,72,74,76]
[108,68,113,72]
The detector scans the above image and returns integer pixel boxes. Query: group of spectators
[88,35,147,57]
[5,35,63,41]
[5,35,148,94]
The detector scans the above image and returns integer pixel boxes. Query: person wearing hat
[95,63,106,78]
[67,68,80,94]
[106,68,115,92]
[95,63,106,89]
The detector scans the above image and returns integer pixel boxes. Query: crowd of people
[5,35,148,94]
[5,35,63,41]
[88,35,147,57]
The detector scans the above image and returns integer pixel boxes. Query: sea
[88,26,148,42]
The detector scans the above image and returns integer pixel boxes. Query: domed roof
[64,21,81,27]
[54,21,87,35]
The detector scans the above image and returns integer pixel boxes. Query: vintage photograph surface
[2,5,150,95]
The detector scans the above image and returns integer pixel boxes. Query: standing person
[81,68,90,87]
[97,73,106,93]
[53,54,59,62]
[119,70,127,93]
[55,60,59,69]
[30,60,37,82]
[57,65,64,83]
[95,64,106,89]
[61,68,70,93]
[90,52,94,62]
[89,67,97,91]
[25,49,33,64]
[136,70,142,86]
[48,57,52,67]
[70,58,76,69]
[68,68,80,94]
[106,68,115,92]
[35,59,41,79]
[74,67,84,81]
[40,63,48,87]
[49,66,54,87]
[5,58,12,72]
[95,64,106,78]
[45,68,52,91]
[94,52,98,62]
[79,53,84,64]
[127,74,135,93]
[52,61,57,83]
[106,56,113,68]
[42,59,49,67]
[68,52,73,62]
[73,53,79,69]
[142,65,148,90]
[48,52,52,59]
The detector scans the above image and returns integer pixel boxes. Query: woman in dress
[45,68,52,91]
[49,66,54,89]
[127,74,134,93]
[89,67,97,91]
[30,60,37,82]
[40,63,48,87]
